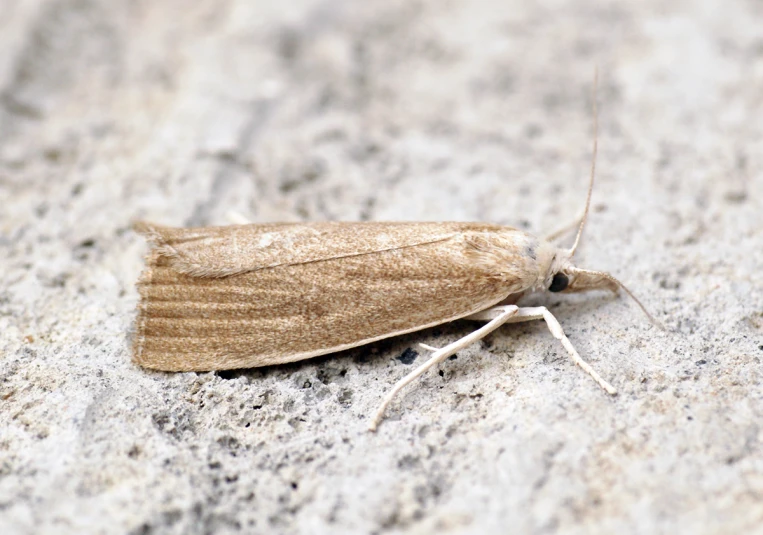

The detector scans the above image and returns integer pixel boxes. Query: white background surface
[1,1,762,533]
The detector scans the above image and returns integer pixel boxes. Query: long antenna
[569,68,598,257]
[596,270,666,330]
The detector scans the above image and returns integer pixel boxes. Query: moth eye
[549,272,569,292]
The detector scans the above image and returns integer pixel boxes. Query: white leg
[368,305,519,431]
[465,305,617,395]
[463,305,522,322]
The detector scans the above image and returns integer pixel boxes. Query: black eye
[549,272,569,292]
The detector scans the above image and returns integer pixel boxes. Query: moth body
[133,222,579,372]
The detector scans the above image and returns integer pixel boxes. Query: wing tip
[132,220,172,246]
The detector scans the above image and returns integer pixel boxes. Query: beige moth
[132,85,660,431]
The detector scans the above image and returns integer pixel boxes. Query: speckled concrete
[1,1,762,534]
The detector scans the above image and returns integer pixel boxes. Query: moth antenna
[589,269,667,331]
[569,68,598,257]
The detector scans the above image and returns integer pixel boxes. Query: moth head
[536,247,616,296]
[546,262,663,329]
[548,266,618,295]
[537,72,663,329]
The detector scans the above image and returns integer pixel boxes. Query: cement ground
[1,1,762,533]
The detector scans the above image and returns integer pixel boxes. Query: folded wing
[133,222,528,371]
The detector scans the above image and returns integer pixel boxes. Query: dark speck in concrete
[397,348,419,365]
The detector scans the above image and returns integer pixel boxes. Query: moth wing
[133,223,535,371]
[134,221,503,277]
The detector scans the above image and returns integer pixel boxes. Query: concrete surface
[1,0,762,533]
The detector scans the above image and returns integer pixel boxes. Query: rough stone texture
[1,1,762,534]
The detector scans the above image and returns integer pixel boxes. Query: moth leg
[368,305,519,432]
[462,305,522,322]
[466,305,617,395]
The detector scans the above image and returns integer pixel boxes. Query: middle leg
[464,305,617,395]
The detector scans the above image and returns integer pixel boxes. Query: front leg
[465,305,617,395]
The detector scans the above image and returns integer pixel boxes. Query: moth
[132,85,660,431]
